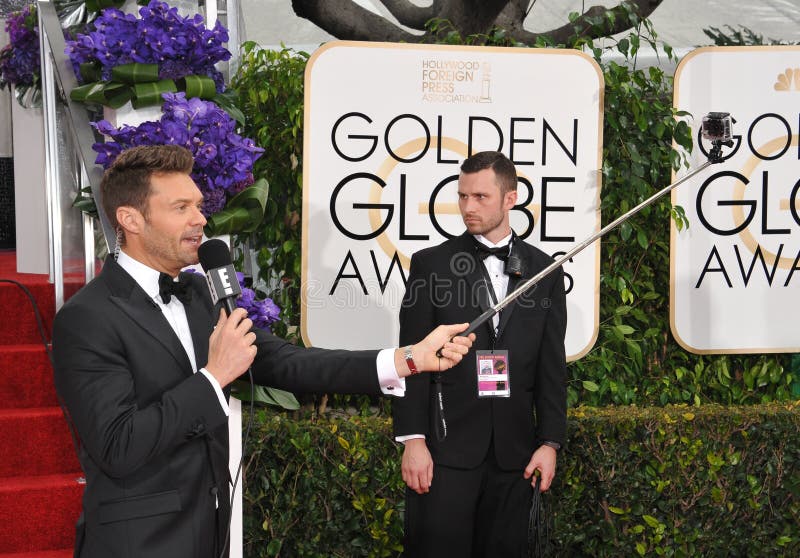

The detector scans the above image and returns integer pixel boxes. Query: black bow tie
[158,272,193,305]
[475,243,510,262]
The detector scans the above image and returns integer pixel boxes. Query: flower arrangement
[0,4,40,105]
[92,92,265,220]
[235,272,281,332]
[65,0,232,108]
[66,0,230,91]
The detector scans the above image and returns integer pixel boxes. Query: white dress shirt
[475,232,513,332]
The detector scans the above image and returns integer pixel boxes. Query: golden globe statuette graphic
[480,62,492,103]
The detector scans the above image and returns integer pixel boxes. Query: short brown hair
[100,145,195,230]
[460,151,518,194]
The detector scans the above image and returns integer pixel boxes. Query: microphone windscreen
[198,239,232,271]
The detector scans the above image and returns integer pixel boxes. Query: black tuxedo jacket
[392,233,567,471]
[53,256,381,558]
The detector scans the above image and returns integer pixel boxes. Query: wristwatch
[403,345,420,375]
[541,440,562,451]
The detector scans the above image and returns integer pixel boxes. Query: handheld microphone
[198,239,242,315]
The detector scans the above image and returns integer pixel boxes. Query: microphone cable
[218,362,256,558]
[0,278,51,356]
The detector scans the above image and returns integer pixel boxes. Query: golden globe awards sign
[302,42,603,360]
[672,46,800,353]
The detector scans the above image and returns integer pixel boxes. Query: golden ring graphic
[368,137,540,265]
[732,134,799,269]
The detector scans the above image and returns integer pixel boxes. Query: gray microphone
[198,239,242,315]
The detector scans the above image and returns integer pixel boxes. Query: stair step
[0,408,81,478]
[0,345,58,409]
[0,473,83,554]
[0,279,54,346]
[0,550,73,558]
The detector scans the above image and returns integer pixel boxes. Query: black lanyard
[433,373,447,442]
[434,258,507,442]
[478,261,506,348]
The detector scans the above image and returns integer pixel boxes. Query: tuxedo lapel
[182,275,213,373]
[496,274,521,339]
[496,241,542,343]
[452,233,491,315]
[101,257,195,375]
[111,295,195,375]
[448,233,497,344]
[467,261,491,314]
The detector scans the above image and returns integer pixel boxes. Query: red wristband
[403,346,419,375]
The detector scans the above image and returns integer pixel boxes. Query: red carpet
[0,251,83,556]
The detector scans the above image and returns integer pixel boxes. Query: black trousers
[402,447,533,558]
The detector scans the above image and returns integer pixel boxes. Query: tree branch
[511,0,664,45]
[493,0,529,36]
[379,0,439,30]
[292,0,665,46]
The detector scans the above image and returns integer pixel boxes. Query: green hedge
[242,402,800,557]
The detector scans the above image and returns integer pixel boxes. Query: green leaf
[620,221,632,241]
[233,383,299,410]
[111,62,159,84]
[131,79,177,108]
[582,380,599,392]
[642,514,660,528]
[637,230,648,249]
[213,91,246,125]
[85,0,125,13]
[635,111,648,132]
[179,75,217,99]
[266,539,282,556]
[205,177,270,236]
[78,61,101,83]
[615,324,635,336]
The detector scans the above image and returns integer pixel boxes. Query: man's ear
[504,189,518,209]
[116,206,143,237]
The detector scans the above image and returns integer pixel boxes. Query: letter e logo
[219,268,233,295]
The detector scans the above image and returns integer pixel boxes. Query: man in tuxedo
[392,151,567,557]
[52,145,474,558]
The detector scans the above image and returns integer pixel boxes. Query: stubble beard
[463,212,505,238]
[142,228,200,271]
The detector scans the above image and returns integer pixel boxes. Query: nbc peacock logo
[774,68,800,91]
